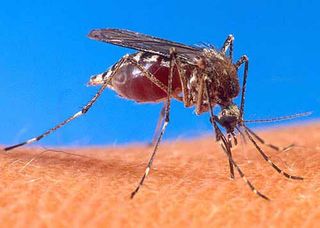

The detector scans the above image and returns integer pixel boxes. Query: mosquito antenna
[244,111,312,123]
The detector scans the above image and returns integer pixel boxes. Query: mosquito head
[216,104,241,133]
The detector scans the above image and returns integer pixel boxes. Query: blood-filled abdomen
[110,52,182,103]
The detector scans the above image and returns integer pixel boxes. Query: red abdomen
[111,52,182,102]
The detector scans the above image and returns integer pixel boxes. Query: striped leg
[4,84,108,151]
[199,76,235,178]
[205,79,269,200]
[3,56,129,151]
[214,121,235,179]
[235,55,249,121]
[243,127,303,180]
[219,140,269,200]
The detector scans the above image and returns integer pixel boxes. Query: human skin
[0,123,319,227]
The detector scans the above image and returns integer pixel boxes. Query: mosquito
[3,29,309,200]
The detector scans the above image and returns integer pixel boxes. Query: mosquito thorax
[216,104,241,132]
[208,58,240,105]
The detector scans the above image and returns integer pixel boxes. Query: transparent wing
[88,28,204,64]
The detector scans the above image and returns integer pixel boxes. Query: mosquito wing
[88,28,204,65]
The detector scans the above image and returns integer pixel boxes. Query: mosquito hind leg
[4,84,109,151]
[3,56,130,151]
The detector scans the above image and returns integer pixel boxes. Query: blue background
[0,0,319,147]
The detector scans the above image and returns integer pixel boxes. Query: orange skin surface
[1,123,320,227]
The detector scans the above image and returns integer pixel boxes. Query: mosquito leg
[231,132,238,146]
[195,76,205,114]
[213,118,235,179]
[131,48,176,199]
[205,78,234,178]
[149,104,166,147]
[235,55,249,121]
[219,141,269,200]
[221,34,234,60]
[125,54,183,148]
[197,75,234,177]
[4,84,108,151]
[244,127,303,180]
[175,58,191,106]
[244,126,294,152]
[150,56,188,144]
[235,55,299,153]
[125,55,178,148]
[236,126,247,144]
[205,78,269,200]
[3,56,130,151]
[213,116,268,200]
[123,56,167,148]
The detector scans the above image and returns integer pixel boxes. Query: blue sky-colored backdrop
[0,0,319,147]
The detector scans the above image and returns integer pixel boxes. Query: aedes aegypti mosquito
[4,29,310,200]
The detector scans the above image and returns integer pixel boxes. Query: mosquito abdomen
[111,52,182,102]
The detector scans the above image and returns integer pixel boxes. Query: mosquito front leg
[243,127,303,180]
[131,48,176,198]
[211,116,235,179]
[212,114,268,200]
[221,34,234,60]
[205,78,269,200]
[235,55,249,121]
[243,126,294,152]
[203,77,234,178]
